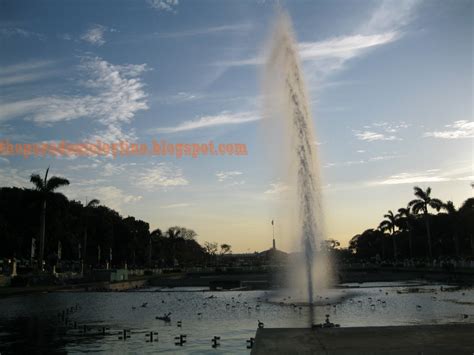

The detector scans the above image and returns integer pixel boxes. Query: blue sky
[0,0,472,252]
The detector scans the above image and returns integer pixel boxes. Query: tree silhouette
[149,228,162,267]
[379,210,398,260]
[397,206,414,258]
[30,168,69,270]
[441,201,460,257]
[220,243,232,255]
[408,186,443,259]
[82,198,100,274]
[459,198,474,253]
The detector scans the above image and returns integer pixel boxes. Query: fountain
[263,11,333,326]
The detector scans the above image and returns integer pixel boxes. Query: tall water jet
[263,11,332,326]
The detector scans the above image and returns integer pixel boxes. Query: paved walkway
[251,324,474,354]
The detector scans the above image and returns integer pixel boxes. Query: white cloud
[0,71,57,87]
[0,168,30,188]
[0,60,57,87]
[65,184,142,213]
[0,27,45,40]
[81,24,107,46]
[456,175,474,182]
[160,203,191,209]
[67,163,99,171]
[0,57,149,142]
[368,155,398,162]
[156,24,251,38]
[216,171,243,182]
[217,0,418,81]
[147,0,178,12]
[152,111,259,133]
[424,120,474,139]
[353,121,409,141]
[371,164,472,186]
[362,0,419,34]
[101,162,133,177]
[372,172,449,185]
[299,32,398,61]
[134,163,189,190]
[354,131,398,141]
[157,91,203,104]
[324,155,398,168]
[264,182,289,194]
[218,32,398,69]
[0,60,54,76]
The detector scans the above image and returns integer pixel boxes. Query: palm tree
[379,210,398,260]
[82,198,100,275]
[441,201,460,257]
[30,167,69,270]
[408,186,443,259]
[397,206,414,258]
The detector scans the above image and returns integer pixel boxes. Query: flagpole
[272,219,275,250]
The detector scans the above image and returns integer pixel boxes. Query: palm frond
[413,186,426,200]
[86,199,100,208]
[45,176,70,192]
[442,201,456,215]
[397,207,410,217]
[429,198,443,211]
[378,220,390,231]
[410,200,425,214]
[30,174,44,190]
[44,167,50,185]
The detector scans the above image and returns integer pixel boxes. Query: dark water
[0,283,472,354]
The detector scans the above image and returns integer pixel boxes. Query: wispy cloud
[0,27,45,40]
[81,24,107,46]
[324,154,399,168]
[216,32,398,68]
[216,171,243,182]
[0,57,149,141]
[146,0,178,12]
[354,121,408,141]
[0,60,59,87]
[66,184,142,213]
[361,0,419,34]
[424,120,474,139]
[371,164,473,186]
[264,182,289,194]
[0,168,30,188]
[160,203,191,209]
[372,172,450,185]
[134,163,189,190]
[0,60,54,76]
[156,91,203,104]
[216,0,418,81]
[215,171,245,187]
[152,111,259,133]
[156,24,252,38]
[354,131,398,141]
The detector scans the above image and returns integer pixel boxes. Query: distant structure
[272,220,276,250]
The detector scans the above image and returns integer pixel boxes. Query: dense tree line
[0,183,206,270]
[349,186,474,261]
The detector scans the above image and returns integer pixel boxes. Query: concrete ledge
[251,324,474,355]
